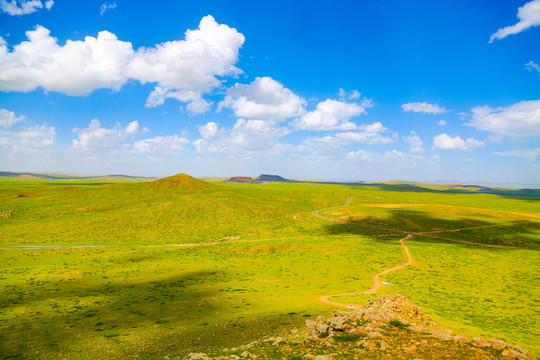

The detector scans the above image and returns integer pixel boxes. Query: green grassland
[0,175,539,359]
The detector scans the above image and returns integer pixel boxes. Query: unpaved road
[313,196,521,309]
[318,234,413,309]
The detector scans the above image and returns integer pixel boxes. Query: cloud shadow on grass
[321,209,540,250]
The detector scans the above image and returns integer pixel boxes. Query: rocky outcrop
[187,295,534,360]
[224,177,254,183]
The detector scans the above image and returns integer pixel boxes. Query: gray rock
[305,320,316,330]
[327,316,347,331]
[316,322,329,334]
[314,356,333,360]
[429,329,453,341]
[471,337,490,347]
[367,331,383,340]
[502,348,529,359]
[189,353,210,360]
[453,335,469,343]
[487,338,506,350]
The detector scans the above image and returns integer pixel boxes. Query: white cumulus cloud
[335,131,396,145]
[490,0,540,43]
[72,119,142,151]
[0,16,245,113]
[0,0,53,15]
[438,120,447,126]
[402,102,447,114]
[0,25,134,95]
[194,119,290,154]
[131,135,189,155]
[126,15,244,110]
[493,148,540,161]
[0,123,55,152]
[0,108,25,129]
[346,149,406,162]
[292,98,372,131]
[468,99,540,138]
[145,87,212,114]
[432,133,485,151]
[403,130,425,153]
[218,77,306,122]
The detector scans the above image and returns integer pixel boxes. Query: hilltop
[189,295,533,360]
[151,173,218,191]
[255,174,292,182]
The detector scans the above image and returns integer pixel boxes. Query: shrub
[333,333,364,342]
[388,319,409,329]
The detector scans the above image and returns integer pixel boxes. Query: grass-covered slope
[0,176,538,359]
[0,176,342,246]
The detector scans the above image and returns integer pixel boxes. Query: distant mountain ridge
[0,171,153,180]
[255,174,292,182]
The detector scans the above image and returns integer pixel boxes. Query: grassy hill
[0,175,538,359]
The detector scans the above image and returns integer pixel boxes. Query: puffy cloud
[401,102,447,114]
[300,123,396,155]
[432,133,485,151]
[468,99,540,138]
[292,98,372,130]
[72,119,142,151]
[493,148,540,161]
[438,120,447,126]
[131,135,189,155]
[489,0,540,43]
[358,121,387,133]
[0,108,25,129]
[194,119,290,154]
[339,88,361,100]
[125,121,141,135]
[0,16,245,113]
[145,86,211,114]
[0,26,134,95]
[403,130,425,153]
[100,2,115,15]
[335,131,396,145]
[218,77,305,122]
[0,0,53,15]
[346,149,406,162]
[0,123,55,152]
[126,15,244,103]
[525,60,540,75]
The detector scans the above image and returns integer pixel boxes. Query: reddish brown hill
[151,173,217,191]
[225,176,254,183]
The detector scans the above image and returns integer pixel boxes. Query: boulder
[453,335,469,343]
[429,329,453,341]
[471,337,490,347]
[367,331,384,340]
[487,339,506,350]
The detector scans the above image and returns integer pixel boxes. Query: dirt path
[313,196,520,309]
[319,234,413,309]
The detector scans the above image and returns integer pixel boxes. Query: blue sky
[0,0,539,183]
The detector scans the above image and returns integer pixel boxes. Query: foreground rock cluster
[187,295,534,360]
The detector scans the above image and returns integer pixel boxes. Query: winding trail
[319,234,413,309]
[313,196,519,309]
